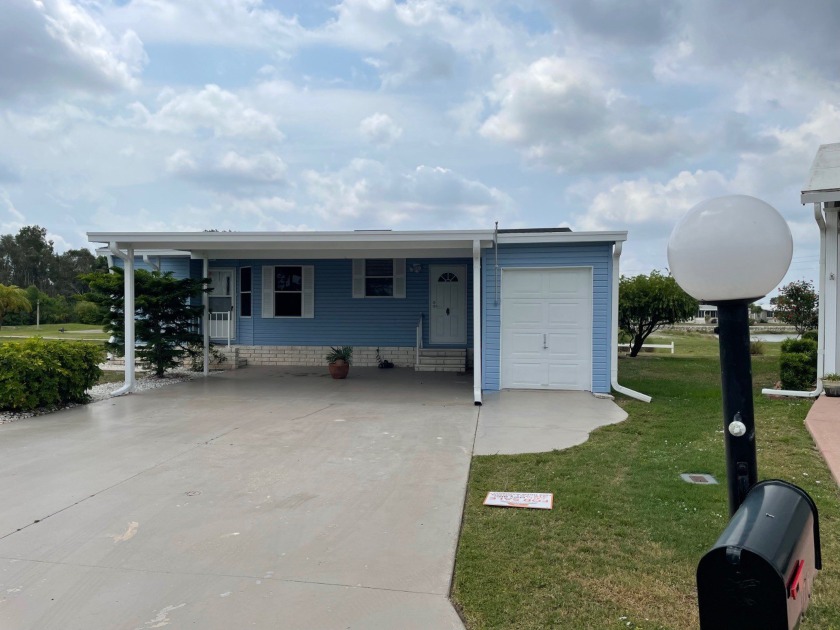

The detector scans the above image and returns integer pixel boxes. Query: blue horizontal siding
[481,242,614,393]
[197,258,473,347]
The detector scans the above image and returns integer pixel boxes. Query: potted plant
[326,346,353,379]
[823,373,840,397]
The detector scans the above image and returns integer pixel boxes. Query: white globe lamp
[667,195,792,303]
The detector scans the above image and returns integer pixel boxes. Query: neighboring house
[89,228,647,404]
[801,143,840,380]
[694,304,718,323]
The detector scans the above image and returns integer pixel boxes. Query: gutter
[611,242,652,402]
[761,202,827,398]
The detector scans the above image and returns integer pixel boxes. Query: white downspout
[761,202,826,398]
[142,254,160,272]
[110,243,136,396]
[611,242,652,402]
[473,240,483,405]
[203,256,210,376]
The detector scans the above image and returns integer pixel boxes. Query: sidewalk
[805,395,840,485]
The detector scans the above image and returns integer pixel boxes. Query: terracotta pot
[329,360,350,379]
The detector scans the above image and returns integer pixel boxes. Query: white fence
[618,341,675,354]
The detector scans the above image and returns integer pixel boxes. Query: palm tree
[0,284,32,330]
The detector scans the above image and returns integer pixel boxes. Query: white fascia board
[95,247,191,257]
[190,247,477,260]
[497,231,628,245]
[801,190,840,204]
[87,229,496,249]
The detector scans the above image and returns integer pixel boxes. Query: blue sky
[1,0,838,299]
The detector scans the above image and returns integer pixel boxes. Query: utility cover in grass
[484,492,553,510]
[680,473,718,484]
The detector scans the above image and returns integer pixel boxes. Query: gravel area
[0,368,202,425]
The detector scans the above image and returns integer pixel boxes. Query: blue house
[88,228,648,404]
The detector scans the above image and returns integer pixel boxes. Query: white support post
[111,244,136,396]
[203,256,210,376]
[826,207,839,375]
[473,241,483,405]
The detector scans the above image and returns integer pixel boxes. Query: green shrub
[0,339,104,411]
[74,300,103,325]
[801,330,818,342]
[750,340,765,355]
[779,337,817,390]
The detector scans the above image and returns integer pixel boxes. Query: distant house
[694,304,718,323]
[89,227,649,403]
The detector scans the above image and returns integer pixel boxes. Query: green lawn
[452,332,838,629]
[0,323,108,341]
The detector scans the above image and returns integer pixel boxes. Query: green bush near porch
[0,338,104,411]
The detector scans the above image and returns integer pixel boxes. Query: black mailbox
[697,480,821,629]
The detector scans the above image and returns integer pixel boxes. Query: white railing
[415,314,423,366]
[210,311,232,347]
[618,341,675,354]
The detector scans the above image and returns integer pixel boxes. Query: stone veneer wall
[235,345,416,367]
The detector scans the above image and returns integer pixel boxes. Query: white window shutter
[262,266,274,318]
[394,258,406,298]
[302,266,315,318]
[352,259,365,298]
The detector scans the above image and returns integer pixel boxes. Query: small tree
[0,283,31,330]
[771,280,818,335]
[83,268,210,376]
[619,271,698,357]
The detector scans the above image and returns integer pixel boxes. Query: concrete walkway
[0,368,626,629]
[805,395,840,485]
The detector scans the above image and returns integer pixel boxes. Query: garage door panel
[504,331,544,355]
[546,271,588,297]
[547,363,584,389]
[505,362,546,388]
[506,301,544,327]
[501,268,592,391]
[546,333,583,358]
[504,271,544,297]
[547,301,586,327]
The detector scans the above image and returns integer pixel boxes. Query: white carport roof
[802,143,840,205]
[87,228,628,259]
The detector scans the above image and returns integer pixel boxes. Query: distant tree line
[0,226,108,325]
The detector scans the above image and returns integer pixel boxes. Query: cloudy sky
[1,0,838,297]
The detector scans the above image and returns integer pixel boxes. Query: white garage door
[501,267,592,390]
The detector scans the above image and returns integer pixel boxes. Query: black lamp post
[667,195,793,514]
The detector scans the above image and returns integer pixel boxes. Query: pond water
[748,333,800,343]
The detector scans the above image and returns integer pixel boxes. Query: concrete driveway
[0,368,626,629]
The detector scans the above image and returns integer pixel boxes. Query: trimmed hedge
[0,339,104,412]
[779,337,817,390]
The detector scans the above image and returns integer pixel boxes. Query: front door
[209,269,235,341]
[429,264,467,344]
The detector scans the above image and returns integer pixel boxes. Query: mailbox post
[669,196,822,628]
[667,195,793,513]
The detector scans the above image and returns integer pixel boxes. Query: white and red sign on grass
[483,492,553,510]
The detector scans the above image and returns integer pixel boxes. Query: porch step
[416,349,466,372]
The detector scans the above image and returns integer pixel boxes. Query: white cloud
[575,170,731,232]
[102,0,303,50]
[0,189,27,233]
[359,113,403,148]
[128,85,284,141]
[302,158,516,227]
[480,56,693,173]
[0,0,146,100]
[166,149,287,185]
